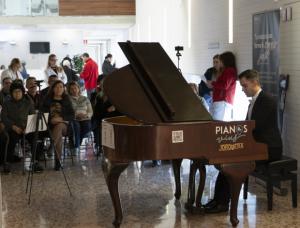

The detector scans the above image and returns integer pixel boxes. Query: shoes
[3,163,11,174]
[204,199,218,209]
[204,203,229,214]
[32,163,44,173]
[54,159,61,171]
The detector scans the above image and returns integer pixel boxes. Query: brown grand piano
[101,41,268,227]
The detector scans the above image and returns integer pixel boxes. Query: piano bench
[243,156,298,210]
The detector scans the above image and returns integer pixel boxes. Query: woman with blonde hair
[1,58,23,82]
[45,54,67,84]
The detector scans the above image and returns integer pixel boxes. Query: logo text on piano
[215,124,248,152]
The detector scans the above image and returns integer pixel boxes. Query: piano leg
[221,161,255,227]
[185,160,198,210]
[185,160,206,213]
[102,158,129,227]
[195,163,206,207]
[172,159,183,200]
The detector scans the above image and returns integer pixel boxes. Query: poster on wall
[253,10,280,98]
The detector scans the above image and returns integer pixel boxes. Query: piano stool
[243,156,298,210]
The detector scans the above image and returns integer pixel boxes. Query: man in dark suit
[205,69,282,213]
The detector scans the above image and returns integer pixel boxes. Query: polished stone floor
[1,147,300,228]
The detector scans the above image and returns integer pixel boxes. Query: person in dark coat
[0,77,12,107]
[1,80,43,173]
[205,69,282,213]
[62,60,79,83]
[102,54,117,76]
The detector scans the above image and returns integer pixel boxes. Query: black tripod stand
[26,82,72,204]
[175,46,184,72]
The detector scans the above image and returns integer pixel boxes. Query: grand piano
[101,41,268,227]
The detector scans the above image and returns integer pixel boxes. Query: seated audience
[45,54,67,84]
[25,77,42,109]
[204,69,282,213]
[68,81,93,150]
[90,76,121,152]
[40,74,58,100]
[90,76,103,152]
[1,58,23,82]
[0,77,12,107]
[42,80,75,170]
[1,80,43,173]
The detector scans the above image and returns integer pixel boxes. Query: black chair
[243,156,297,210]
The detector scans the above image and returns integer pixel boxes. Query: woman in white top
[45,54,67,84]
[68,81,93,149]
[1,58,23,82]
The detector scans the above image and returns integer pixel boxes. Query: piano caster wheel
[230,218,239,227]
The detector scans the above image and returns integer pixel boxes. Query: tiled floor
[1,148,299,228]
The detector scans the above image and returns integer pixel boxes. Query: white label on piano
[172,130,184,143]
[102,122,115,149]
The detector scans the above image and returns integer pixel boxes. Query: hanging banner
[253,10,280,98]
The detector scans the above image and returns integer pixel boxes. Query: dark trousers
[213,147,282,206]
[72,120,91,148]
[4,130,35,163]
[0,132,9,164]
[92,118,101,150]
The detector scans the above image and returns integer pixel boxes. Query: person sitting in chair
[68,81,93,151]
[42,80,75,170]
[204,69,282,213]
[1,80,43,173]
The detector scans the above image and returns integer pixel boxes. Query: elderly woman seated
[1,80,43,173]
[68,81,93,151]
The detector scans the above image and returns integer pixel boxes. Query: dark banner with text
[253,10,280,98]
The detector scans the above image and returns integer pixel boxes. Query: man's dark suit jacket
[250,91,282,160]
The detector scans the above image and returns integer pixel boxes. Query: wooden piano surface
[102,116,268,227]
[100,42,268,227]
[102,116,268,163]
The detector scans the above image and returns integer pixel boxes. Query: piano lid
[103,41,213,123]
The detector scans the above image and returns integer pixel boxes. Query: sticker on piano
[102,122,115,149]
[172,130,184,143]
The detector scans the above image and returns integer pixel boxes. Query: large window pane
[0,0,58,16]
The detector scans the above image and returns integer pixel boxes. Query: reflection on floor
[1,147,299,228]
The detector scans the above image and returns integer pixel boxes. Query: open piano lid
[103,41,213,123]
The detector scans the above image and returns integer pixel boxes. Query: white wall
[0,28,129,75]
[130,0,234,76]
[130,0,247,120]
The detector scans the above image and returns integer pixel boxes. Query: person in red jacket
[80,53,99,98]
[208,51,237,121]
